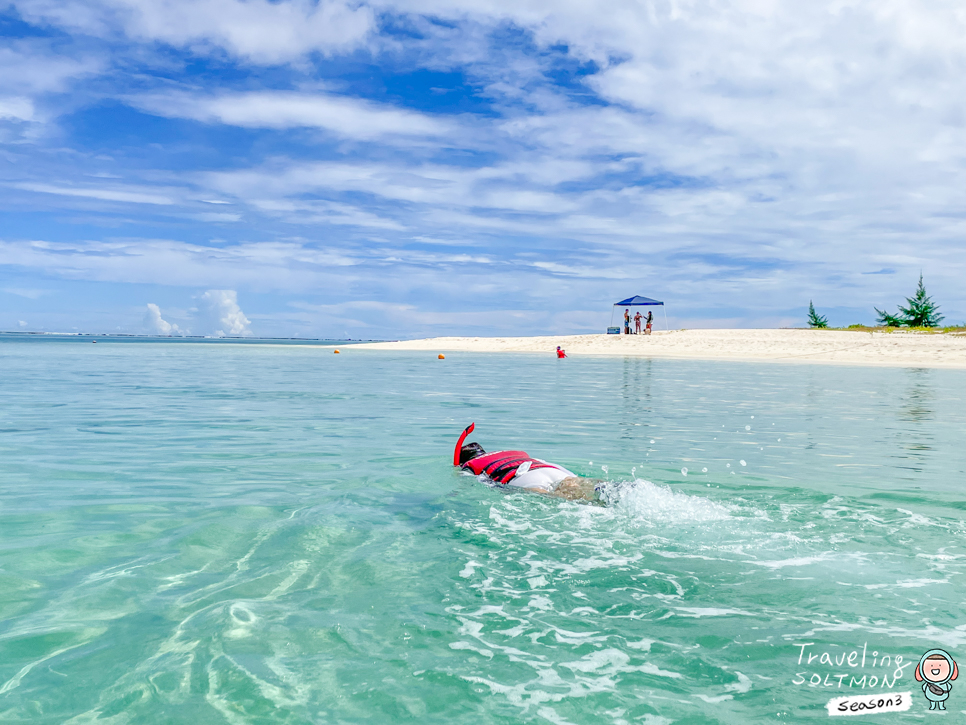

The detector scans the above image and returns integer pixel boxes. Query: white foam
[694,671,752,703]
[750,553,834,570]
[599,479,731,525]
[675,607,756,618]
[459,560,482,578]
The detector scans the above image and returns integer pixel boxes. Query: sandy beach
[355,328,966,369]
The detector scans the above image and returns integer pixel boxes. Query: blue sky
[2,0,965,338]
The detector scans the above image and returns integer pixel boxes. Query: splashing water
[595,478,732,525]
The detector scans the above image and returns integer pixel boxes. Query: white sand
[353,329,966,369]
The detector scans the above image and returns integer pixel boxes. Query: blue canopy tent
[609,295,667,333]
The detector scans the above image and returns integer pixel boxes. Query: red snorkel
[453,423,475,466]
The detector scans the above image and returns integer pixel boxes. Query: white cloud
[143,302,183,334]
[14,0,373,63]
[0,238,359,291]
[129,91,450,140]
[3,287,49,299]
[250,199,405,230]
[0,42,102,96]
[192,212,242,222]
[0,97,34,122]
[14,183,177,205]
[18,320,28,328]
[202,158,587,215]
[5,0,966,332]
[198,289,252,336]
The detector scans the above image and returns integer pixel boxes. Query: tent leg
[663,307,669,331]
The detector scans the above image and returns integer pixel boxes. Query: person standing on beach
[624,308,631,334]
[634,311,642,334]
[645,310,653,335]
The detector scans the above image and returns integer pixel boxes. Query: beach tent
[610,295,668,332]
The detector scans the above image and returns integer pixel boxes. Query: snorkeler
[453,423,599,501]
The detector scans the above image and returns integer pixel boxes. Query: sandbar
[354,329,966,369]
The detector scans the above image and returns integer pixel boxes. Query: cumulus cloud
[18,320,28,328]
[143,302,183,335]
[198,289,252,336]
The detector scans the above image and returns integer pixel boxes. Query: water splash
[597,479,731,525]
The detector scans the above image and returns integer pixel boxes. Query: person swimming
[454,423,600,501]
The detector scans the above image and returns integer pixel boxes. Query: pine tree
[897,273,943,327]
[874,307,904,327]
[807,300,828,328]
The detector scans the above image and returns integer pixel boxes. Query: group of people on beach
[624,308,653,335]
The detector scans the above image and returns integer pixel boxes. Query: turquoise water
[1,341,965,723]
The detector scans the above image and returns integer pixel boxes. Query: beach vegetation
[833,324,965,334]
[807,301,829,328]
[873,308,905,327]
[839,325,893,332]
[874,274,943,328]
[898,274,943,327]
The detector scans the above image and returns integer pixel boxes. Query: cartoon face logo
[923,657,952,683]
[916,649,958,711]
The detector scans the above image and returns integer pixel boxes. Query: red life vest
[461,450,558,484]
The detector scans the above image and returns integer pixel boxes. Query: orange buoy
[334,349,340,354]
[438,354,445,359]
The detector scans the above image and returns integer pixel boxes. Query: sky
[1,0,965,338]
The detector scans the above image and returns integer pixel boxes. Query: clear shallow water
[1,341,965,723]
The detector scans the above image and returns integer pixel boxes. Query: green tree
[874,307,904,327]
[807,300,828,328]
[875,273,944,328]
[897,273,943,327]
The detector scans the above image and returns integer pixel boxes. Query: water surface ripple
[1,341,964,723]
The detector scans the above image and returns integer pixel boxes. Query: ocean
[1,338,964,723]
